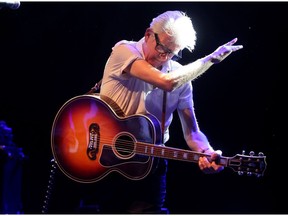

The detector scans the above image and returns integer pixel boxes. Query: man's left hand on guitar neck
[198,150,224,174]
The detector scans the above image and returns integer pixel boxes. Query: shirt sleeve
[177,82,194,110]
[109,42,144,78]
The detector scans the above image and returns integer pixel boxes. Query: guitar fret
[173,151,178,158]
[192,154,200,161]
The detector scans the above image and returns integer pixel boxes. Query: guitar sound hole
[114,134,135,157]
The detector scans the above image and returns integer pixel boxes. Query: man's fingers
[225,37,238,46]
[232,45,243,51]
[223,38,243,51]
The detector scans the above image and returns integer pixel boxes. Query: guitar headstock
[228,150,267,177]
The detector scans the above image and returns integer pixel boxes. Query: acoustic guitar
[51,94,267,183]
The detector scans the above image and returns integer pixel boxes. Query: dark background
[0,1,286,214]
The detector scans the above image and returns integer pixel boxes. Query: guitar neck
[135,142,229,167]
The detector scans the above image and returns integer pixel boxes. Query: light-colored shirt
[100,37,194,143]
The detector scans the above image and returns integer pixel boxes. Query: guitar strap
[86,79,102,94]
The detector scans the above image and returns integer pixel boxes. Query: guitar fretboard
[135,142,229,166]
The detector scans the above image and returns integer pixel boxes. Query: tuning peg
[249,151,255,156]
[238,171,244,176]
[242,150,245,155]
[258,152,264,156]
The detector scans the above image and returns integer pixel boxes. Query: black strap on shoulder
[86,79,102,94]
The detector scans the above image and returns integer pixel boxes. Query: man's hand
[209,38,243,64]
[198,150,224,174]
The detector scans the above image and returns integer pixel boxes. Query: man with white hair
[97,10,243,213]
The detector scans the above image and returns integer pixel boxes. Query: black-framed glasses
[154,33,182,60]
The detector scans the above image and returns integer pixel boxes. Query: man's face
[144,30,181,68]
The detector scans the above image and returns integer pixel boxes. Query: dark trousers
[77,158,168,214]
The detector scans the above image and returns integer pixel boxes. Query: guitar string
[103,137,262,171]
[69,132,207,161]
[60,131,264,161]
[56,134,265,173]
[84,135,208,164]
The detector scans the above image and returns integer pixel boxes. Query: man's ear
[144,28,153,41]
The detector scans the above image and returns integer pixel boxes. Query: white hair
[150,10,197,52]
